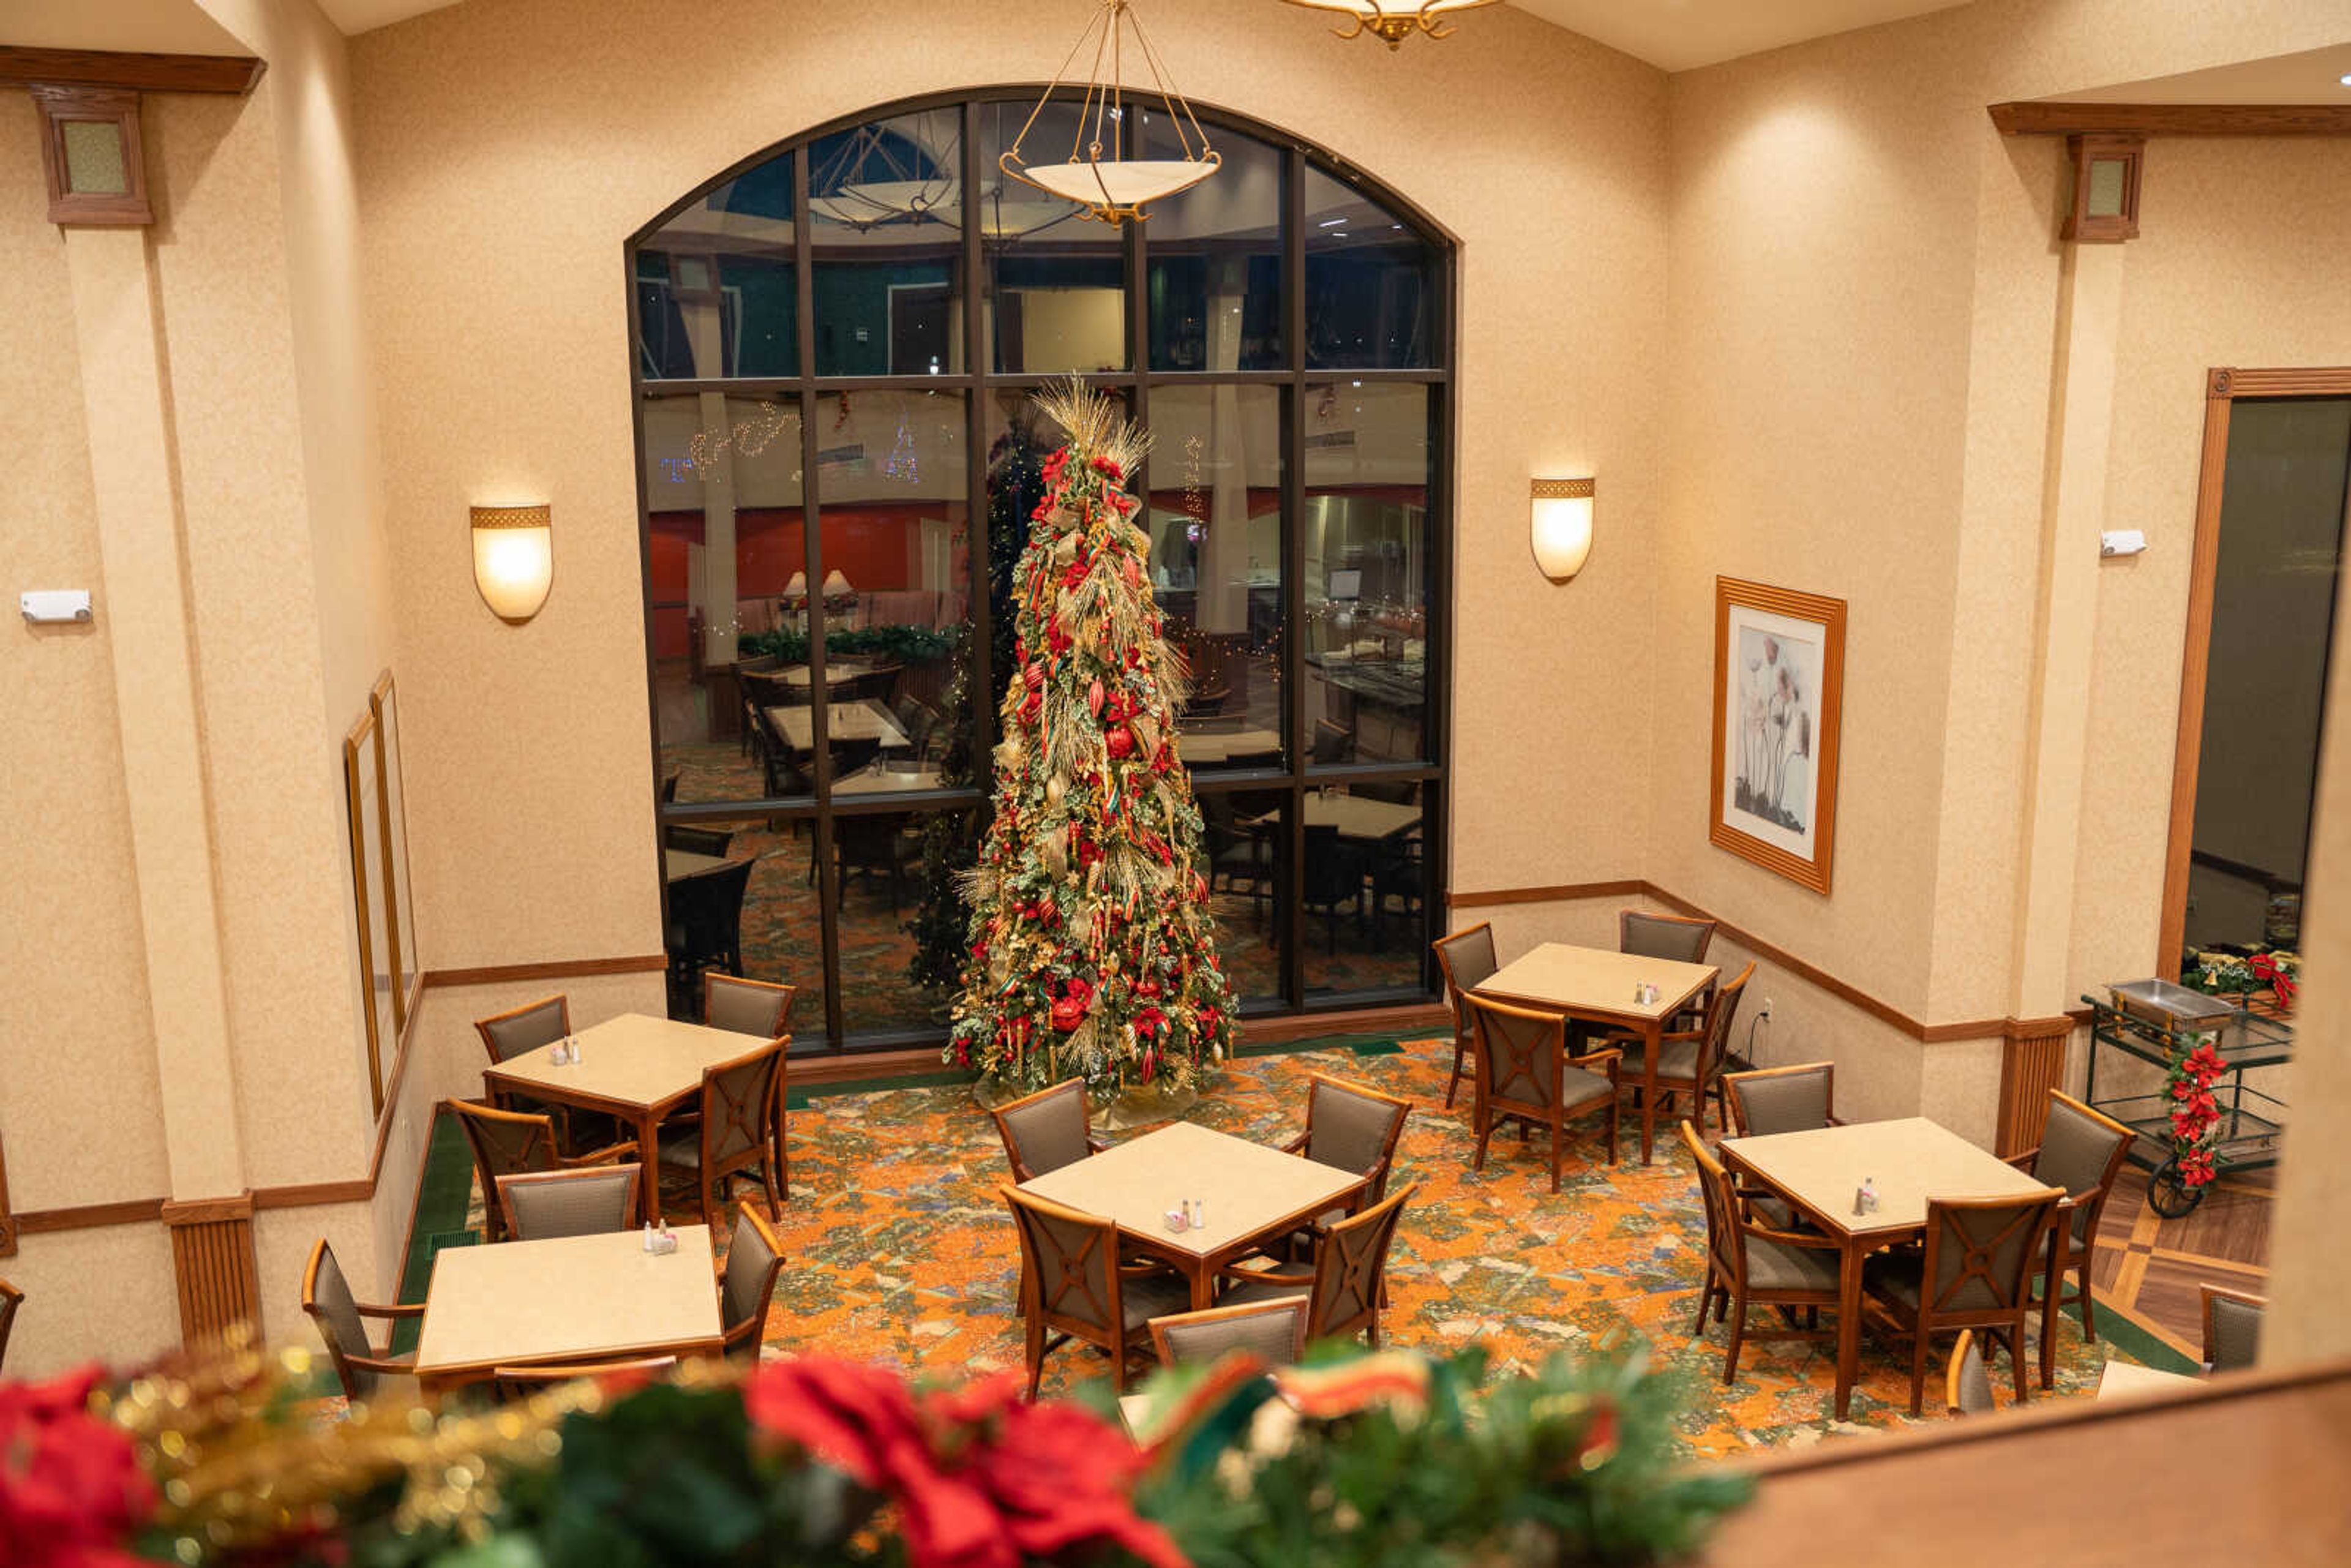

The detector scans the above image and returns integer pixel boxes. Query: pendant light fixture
[999,0,1218,227]
[1281,0,1500,49]
[808,120,958,230]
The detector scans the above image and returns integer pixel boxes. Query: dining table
[1717,1116,2059,1419]
[764,699,911,752]
[1018,1120,1367,1311]
[1174,727,1283,765]
[2095,1359,2202,1401]
[482,1012,770,1223]
[1472,942,1718,1165]
[663,848,734,881]
[410,1225,724,1396]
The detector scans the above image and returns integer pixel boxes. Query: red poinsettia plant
[0,1365,154,1568]
[2165,1038,2230,1188]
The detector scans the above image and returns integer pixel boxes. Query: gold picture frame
[1709,577,1846,895]
[343,707,393,1115]
[370,672,422,1038]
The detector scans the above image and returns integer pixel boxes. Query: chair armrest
[564,1140,640,1168]
[355,1300,426,1320]
[2003,1147,2040,1172]
[1215,1261,1314,1289]
[1741,1220,1843,1252]
[1086,1134,1112,1155]
[1280,1131,1309,1155]
[1578,1046,1625,1084]
[343,1351,417,1376]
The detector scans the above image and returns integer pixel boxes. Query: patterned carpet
[425,1037,2184,1455]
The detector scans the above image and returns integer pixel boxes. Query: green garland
[738,623,961,666]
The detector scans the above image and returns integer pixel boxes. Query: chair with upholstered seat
[659,1037,789,1225]
[2004,1089,2134,1387]
[1261,1074,1411,1264]
[0,1279,21,1374]
[1465,994,1621,1191]
[1620,909,1715,964]
[1620,962,1753,1135]
[989,1078,1110,1182]
[301,1238,419,1400]
[718,1206,786,1365]
[1722,1061,1840,1138]
[1945,1329,1996,1417]
[446,1098,640,1244]
[495,1163,643,1241]
[1148,1298,1310,1369]
[1001,1185,1190,1395]
[473,995,576,1129]
[2201,1284,2266,1373]
[666,858,756,1015]
[1214,1184,1415,1348]
[1681,1120,1842,1384]
[1864,1187,2064,1415]
[1432,923,1499,1110]
[703,972,796,1038]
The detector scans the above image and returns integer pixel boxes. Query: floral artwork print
[1710,579,1844,893]
[1731,625,1818,835]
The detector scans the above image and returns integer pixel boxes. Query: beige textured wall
[347,0,1671,971]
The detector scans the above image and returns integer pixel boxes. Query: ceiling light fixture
[1000,0,1218,226]
[1281,1,1501,49]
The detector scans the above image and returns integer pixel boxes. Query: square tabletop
[2096,1360,2203,1401]
[1299,790,1420,842]
[484,1012,763,1114]
[1475,942,1717,1024]
[1719,1117,2055,1238]
[413,1225,723,1381]
[1019,1120,1363,1259]
[1175,727,1283,765]
[834,760,943,795]
[664,848,733,881]
[765,699,911,751]
[776,658,883,688]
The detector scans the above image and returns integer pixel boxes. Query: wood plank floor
[2087,1163,2270,1359]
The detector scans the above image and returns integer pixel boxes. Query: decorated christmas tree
[945,381,1237,1103]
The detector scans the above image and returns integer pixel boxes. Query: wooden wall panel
[162,1193,261,1347]
[1997,1017,2075,1157]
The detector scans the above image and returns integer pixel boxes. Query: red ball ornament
[1104,726,1135,760]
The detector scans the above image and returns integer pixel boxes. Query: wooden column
[1997,1015,2076,1158]
[162,1194,262,1347]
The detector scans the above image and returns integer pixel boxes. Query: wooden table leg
[637,1111,663,1225]
[2039,1231,2064,1390]
[1640,1019,1663,1165]
[1188,1256,1216,1311]
[1834,1237,1864,1420]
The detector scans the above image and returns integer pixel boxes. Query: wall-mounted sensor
[2099,530,2148,558]
[20,590,93,623]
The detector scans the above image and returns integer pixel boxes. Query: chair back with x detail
[1466,994,1620,1190]
[1306,1182,1415,1345]
[1001,1184,1181,1397]
[668,1037,789,1228]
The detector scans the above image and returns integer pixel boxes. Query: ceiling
[2041,42,2351,104]
[0,0,247,55]
[316,0,460,32]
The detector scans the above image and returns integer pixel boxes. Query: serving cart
[2080,980,2290,1218]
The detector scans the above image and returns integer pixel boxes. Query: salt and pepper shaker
[1851,1177,1879,1217]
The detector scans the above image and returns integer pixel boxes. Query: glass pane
[61,120,129,195]
[662,816,823,1038]
[1196,787,1285,1007]
[982,99,1127,373]
[643,392,808,802]
[1303,165,1434,370]
[801,389,972,790]
[1145,122,1282,371]
[639,157,797,379]
[809,107,966,376]
[1150,384,1284,769]
[837,805,982,1039]
[1304,383,1431,765]
[1300,781,1429,1000]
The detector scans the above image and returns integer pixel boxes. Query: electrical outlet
[1758,999,1773,1021]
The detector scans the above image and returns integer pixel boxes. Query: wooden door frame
[2159,366,2351,970]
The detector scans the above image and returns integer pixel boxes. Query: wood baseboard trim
[14,1198,167,1234]
[420,954,667,989]
[1447,880,1645,909]
[251,1180,374,1211]
[1238,1001,1450,1045]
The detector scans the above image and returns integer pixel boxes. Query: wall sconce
[470,504,553,622]
[821,569,853,599]
[1531,478,1595,580]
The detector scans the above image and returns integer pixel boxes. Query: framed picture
[343,708,394,1114]
[370,672,422,1038]
[1710,577,1846,895]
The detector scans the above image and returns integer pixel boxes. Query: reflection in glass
[1150,384,1284,770]
[806,389,973,792]
[1303,164,1434,369]
[1195,789,1285,1005]
[838,805,981,1039]
[638,160,798,379]
[809,108,966,376]
[1300,781,1428,999]
[1146,121,1281,371]
[662,816,823,1034]
[1303,383,1430,765]
[643,393,807,801]
[982,100,1126,373]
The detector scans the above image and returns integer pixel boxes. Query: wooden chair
[659,1037,790,1226]
[2202,1284,2267,1373]
[989,1078,1109,1182]
[1722,1060,1840,1138]
[665,858,756,1013]
[1431,922,1500,1109]
[1262,1073,1412,1264]
[1464,995,1621,1191]
[1214,1184,1416,1348]
[0,1278,20,1373]
[495,1163,643,1241]
[703,972,796,1038]
[1864,1188,2065,1416]
[493,1356,677,1400]
[1681,1121,1842,1384]
[1149,1297,1310,1369]
[1000,1185,1189,1396]
[1619,908,1716,964]
[1621,962,1753,1135]
[445,1098,640,1244]
[2003,1089,2134,1387]
[473,995,576,1130]
[718,1205,786,1365]
[662,824,732,857]
[301,1238,418,1400]
[1945,1329,1996,1417]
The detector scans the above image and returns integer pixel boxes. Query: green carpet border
[787,1030,1415,1108]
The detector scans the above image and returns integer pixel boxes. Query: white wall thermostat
[21,590,94,623]
[2099,530,2148,558]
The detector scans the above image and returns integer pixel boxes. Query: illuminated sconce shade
[821,569,855,598]
[470,504,554,622]
[782,570,809,599]
[1530,478,1595,581]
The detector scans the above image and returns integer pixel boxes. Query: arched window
[634,92,1454,1053]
